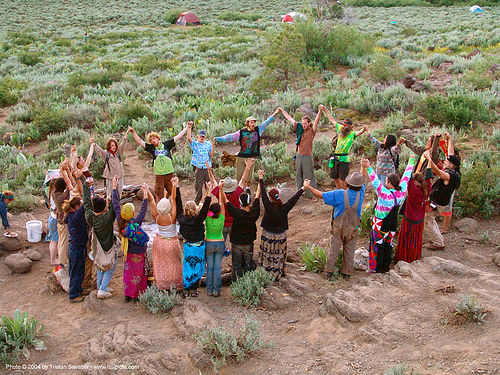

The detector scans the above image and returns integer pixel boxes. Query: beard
[341,126,351,136]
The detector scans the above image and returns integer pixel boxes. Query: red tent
[176,12,200,26]
[282,14,294,23]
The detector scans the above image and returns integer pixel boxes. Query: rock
[188,347,212,370]
[23,249,41,261]
[437,62,453,70]
[354,248,369,271]
[493,252,500,268]
[172,300,216,338]
[82,291,107,312]
[423,256,480,277]
[300,205,314,215]
[4,253,32,273]
[324,293,368,323]
[46,274,62,293]
[465,48,482,59]
[490,64,499,74]
[411,82,427,92]
[453,217,478,233]
[135,187,155,201]
[20,212,36,222]
[277,187,296,203]
[0,236,23,252]
[398,129,415,139]
[402,75,416,89]
[295,103,316,118]
[394,261,412,276]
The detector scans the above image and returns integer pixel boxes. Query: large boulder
[4,253,33,273]
[402,75,416,89]
[493,252,500,268]
[295,103,316,118]
[23,249,41,261]
[172,300,216,338]
[453,218,479,233]
[0,236,23,252]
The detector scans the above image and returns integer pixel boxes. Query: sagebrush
[138,286,180,314]
[230,268,273,307]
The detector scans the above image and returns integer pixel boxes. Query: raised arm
[444,132,454,156]
[303,179,323,199]
[134,184,149,225]
[284,186,305,213]
[186,121,193,144]
[128,127,146,148]
[280,108,297,126]
[173,123,190,143]
[399,156,416,195]
[196,182,212,222]
[111,176,122,218]
[147,189,159,221]
[323,107,338,128]
[238,158,255,189]
[355,126,367,137]
[362,158,382,197]
[60,162,74,191]
[85,141,95,168]
[258,170,272,211]
[206,162,217,187]
[367,130,382,149]
[313,105,324,132]
[218,181,226,217]
[175,186,183,217]
[117,130,128,156]
[70,145,78,170]
[74,169,84,198]
[255,178,261,199]
[214,129,240,143]
[171,177,178,222]
[258,109,280,136]
[424,152,450,182]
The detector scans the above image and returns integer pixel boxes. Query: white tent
[469,5,483,13]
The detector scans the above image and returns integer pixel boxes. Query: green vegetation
[0,310,46,364]
[299,243,327,273]
[196,318,267,373]
[384,365,422,375]
[452,295,488,324]
[230,268,273,307]
[138,286,181,314]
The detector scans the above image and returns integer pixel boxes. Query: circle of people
[17,104,459,303]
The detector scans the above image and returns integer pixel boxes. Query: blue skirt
[183,241,206,289]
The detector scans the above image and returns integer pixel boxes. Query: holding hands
[112,175,120,189]
[140,183,149,200]
[257,169,264,179]
[303,179,310,188]
[361,158,371,169]
[172,176,179,187]
[245,158,255,168]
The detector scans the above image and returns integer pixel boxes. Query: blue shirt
[64,205,88,247]
[0,201,9,229]
[322,186,366,219]
[190,140,212,169]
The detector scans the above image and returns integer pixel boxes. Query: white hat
[223,177,238,193]
[157,198,171,215]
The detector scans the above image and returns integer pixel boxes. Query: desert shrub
[462,60,499,90]
[17,51,42,66]
[425,53,451,68]
[452,295,488,324]
[155,76,177,89]
[416,67,432,80]
[349,85,414,116]
[213,105,249,125]
[138,286,180,314]
[68,68,123,87]
[133,55,177,75]
[164,8,185,24]
[219,11,261,21]
[384,365,422,375]
[63,104,102,129]
[47,127,88,148]
[0,78,23,107]
[359,202,374,237]
[258,142,295,182]
[399,59,424,72]
[8,31,36,46]
[32,108,68,138]
[195,318,266,373]
[454,159,499,218]
[230,268,273,307]
[299,243,327,273]
[53,38,71,47]
[0,310,46,364]
[114,101,153,129]
[382,111,406,134]
[313,136,332,164]
[369,53,404,83]
[416,94,494,129]
[314,168,329,185]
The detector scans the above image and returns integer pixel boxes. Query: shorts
[330,161,350,181]
[46,215,58,242]
[439,191,455,217]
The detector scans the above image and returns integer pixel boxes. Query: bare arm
[323,107,337,126]
[445,132,455,156]
[147,190,159,221]
[280,108,297,126]
[425,153,450,182]
[60,166,73,191]
[304,179,323,199]
[355,127,367,137]
[312,106,323,132]
[218,182,225,217]
[171,177,178,222]
[238,158,255,189]
[206,162,217,186]
[186,123,192,144]
[70,145,77,170]
[129,127,146,148]
[173,124,189,143]
[255,179,261,199]
[85,143,95,168]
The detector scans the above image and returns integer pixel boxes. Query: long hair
[209,202,220,219]
[268,188,283,207]
[118,217,128,233]
[412,172,428,197]
[54,177,66,193]
[105,137,118,152]
[62,197,81,214]
[383,134,397,150]
[184,201,198,218]
[386,173,401,191]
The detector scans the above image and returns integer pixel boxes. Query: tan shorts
[57,223,69,265]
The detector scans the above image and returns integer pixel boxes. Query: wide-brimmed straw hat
[223,177,238,193]
[345,172,364,187]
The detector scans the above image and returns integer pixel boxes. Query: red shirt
[404,179,431,223]
[211,186,244,228]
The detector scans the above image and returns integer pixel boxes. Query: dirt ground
[1,136,499,375]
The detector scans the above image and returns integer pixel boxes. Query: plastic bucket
[26,220,43,243]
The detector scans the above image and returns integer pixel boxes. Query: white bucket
[26,220,43,243]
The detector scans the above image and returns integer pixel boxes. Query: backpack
[389,148,400,171]
[105,151,121,172]
[121,221,149,246]
[376,192,399,273]
[331,190,360,239]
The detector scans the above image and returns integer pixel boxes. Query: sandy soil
[1,134,499,375]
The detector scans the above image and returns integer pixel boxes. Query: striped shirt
[368,134,401,177]
[367,156,415,220]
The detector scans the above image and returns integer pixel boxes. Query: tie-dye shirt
[367,156,415,220]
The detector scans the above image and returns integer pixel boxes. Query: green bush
[114,101,153,129]
[453,295,488,324]
[384,365,422,375]
[0,78,23,107]
[258,142,295,183]
[132,55,177,75]
[155,76,177,89]
[359,202,374,237]
[219,11,261,21]
[165,8,185,24]
[299,243,327,273]
[0,310,46,365]
[416,94,494,129]
[455,160,499,218]
[349,84,414,116]
[230,268,273,307]
[32,108,68,138]
[213,105,249,125]
[18,51,42,66]
[8,31,36,46]
[462,60,499,90]
[68,68,123,87]
[138,286,180,314]
[196,318,266,373]
[369,53,404,83]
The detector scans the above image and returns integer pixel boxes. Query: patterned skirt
[258,230,287,281]
[394,217,424,264]
[123,253,147,298]
[369,217,396,273]
[152,234,183,291]
[183,241,206,289]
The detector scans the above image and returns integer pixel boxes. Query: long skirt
[183,241,206,289]
[395,217,424,264]
[258,230,287,281]
[123,253,147,298]
[152,234,183,291]
[369,217,396,273]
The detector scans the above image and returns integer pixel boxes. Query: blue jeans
[205,241,225,293]
[97,256,116,292]
[377,174,387,187]
[68,244,86,299]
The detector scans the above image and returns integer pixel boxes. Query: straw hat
[345,172,364,187]
[222,177,238,193]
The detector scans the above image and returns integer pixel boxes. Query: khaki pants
[154,173,173,200]
[105,177,123,200]
[326,224,358,276]
[423,210,445,248]
[296,154,316,198]
[82,243,94,289]
[57,223,69,266]
[235,157,255,185]
[194,167,210,205]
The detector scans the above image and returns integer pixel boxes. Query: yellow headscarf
[120,203,135,257]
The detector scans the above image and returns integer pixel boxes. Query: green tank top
[205,214,225,240]
[153,144,174,175]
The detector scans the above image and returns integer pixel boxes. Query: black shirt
[430,169,461,206]
[176,187,211,244]
[259,179,304,234]
[144,139,175,160]
[227,198,260,245]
